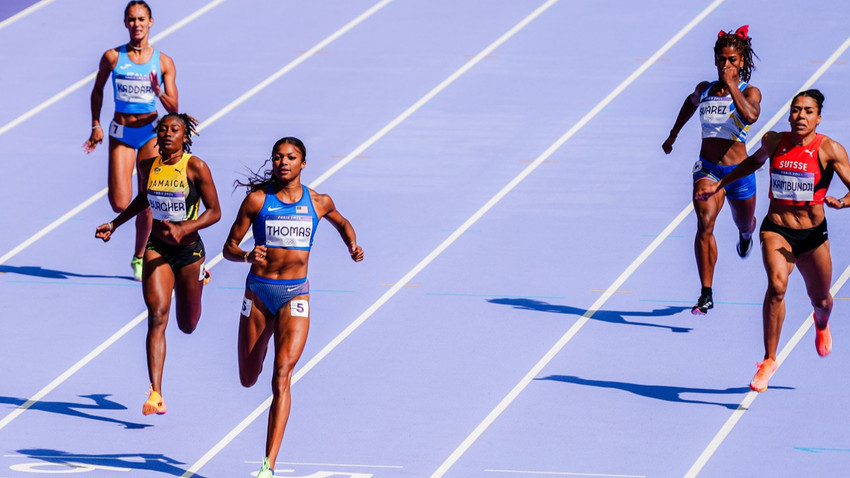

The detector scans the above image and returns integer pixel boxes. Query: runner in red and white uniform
[696,89,850,392]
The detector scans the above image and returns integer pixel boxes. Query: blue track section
[2,1,850,477]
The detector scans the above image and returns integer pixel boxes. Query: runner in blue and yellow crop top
[83,1,179,281]
[661,26,762,316]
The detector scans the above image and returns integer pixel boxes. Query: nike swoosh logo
[268,206,284,211]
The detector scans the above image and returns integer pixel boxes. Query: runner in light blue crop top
[83,1,179,282]
[112,44,162,114]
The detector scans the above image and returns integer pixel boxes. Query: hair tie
[718,25,749,40]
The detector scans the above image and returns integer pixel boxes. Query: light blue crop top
[111,45,162,114]
[699,81,750,142]
[252,185,319,251]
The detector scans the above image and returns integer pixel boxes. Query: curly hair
[715,27,759,82]
[234,137,307,193]
[156,113,199,153]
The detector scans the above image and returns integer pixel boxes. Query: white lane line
[683,37,850,478]
[0,310,147,431]
[0,0,229,266]
[683,266,850,478]
[0,0,392,267]
[0,0,227,139]
[180,2,561,477]
[429,1,724,476]
[0,0,58,31]
[0,0,393,432]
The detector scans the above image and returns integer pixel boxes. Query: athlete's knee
[810,294,832,312]
[766,280,787,302]
[146,307,170,330]
[271,366,295,396]
[239,368,260,388]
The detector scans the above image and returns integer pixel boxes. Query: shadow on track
[0,265,135,281]
[14,449,208,477]
[0,394,150,429]
[536,374,794,409]
[488,297,692,333]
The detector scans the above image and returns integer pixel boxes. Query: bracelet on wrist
[108,222,114,232]
[243,251,250,262]
[840,199,846,208]
[92,124,102,130]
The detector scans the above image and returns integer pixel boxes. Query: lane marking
[180,2,563,476]
[0,0,57,31]
[684,33,850,478]
[0,0,228,138]
[0,0,392,267]
[0,0,394,432]
[0,310,148,431]
[429,1,726,476]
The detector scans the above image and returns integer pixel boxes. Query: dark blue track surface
[2,1,850,477]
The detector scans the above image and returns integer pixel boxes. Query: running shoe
[257,457,273,478]
[131,256,143,281]
[736,232,753,258]
[142,386,167,416]
[815,322,832,357]
[203,268,211,285]
[749,358,777,393]
[691,294,714,315]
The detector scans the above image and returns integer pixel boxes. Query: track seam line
[683,33,850,478]
[0,0,58,31]
[429,1,726,475]
[0,0,394,432]
[179,1,561,476]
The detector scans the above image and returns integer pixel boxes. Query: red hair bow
[719,25,749,39]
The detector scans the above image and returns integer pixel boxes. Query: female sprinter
[222,137,363,478]
[662,26,761,315]
[96,113,220,414]
[84,1,179,280]
[696,90,850,392]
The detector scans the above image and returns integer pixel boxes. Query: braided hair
[156,113,199,153]
[235,137,307,193]
[715,26,758,82]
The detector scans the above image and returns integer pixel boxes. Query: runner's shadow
[15,449,208,478]
[536,375,794,409]
[0,265,134,281]
[0,264,135,281]
[488,298,692,333]
[0,394,150,429]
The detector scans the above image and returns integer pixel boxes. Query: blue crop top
[252,185,319,251]
[699,81,750,142]
[111,45,162,114]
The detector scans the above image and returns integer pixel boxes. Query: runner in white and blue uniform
[223,137,364,478]
[83,1,179,280]
[662,26,762,315]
